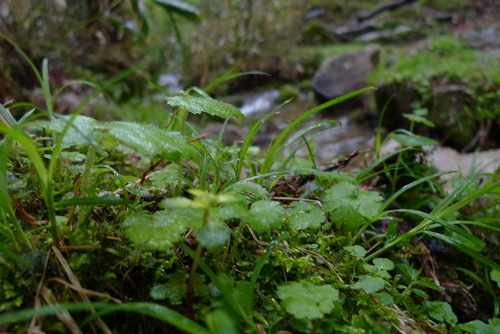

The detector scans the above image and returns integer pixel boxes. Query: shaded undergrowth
[1,39,500,334]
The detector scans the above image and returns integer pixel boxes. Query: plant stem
[187,242,203,320]
[78,146,96,228]
[187,208,210,319]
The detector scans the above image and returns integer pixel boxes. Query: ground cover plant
[1,39,500,333]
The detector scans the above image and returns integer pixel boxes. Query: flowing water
[235,89,375,167]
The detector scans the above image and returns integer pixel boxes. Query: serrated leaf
[126,183,150,197]
[397,263,421,282]
[44,115,199,160]
[166,92,245,120]
[214,201,249,220]
[45,114,99,146]
[424,301,457,324]
[44,151,87,162]
[230,182,269,200]
[152,0,201,23]
[350,275,386,294]
[196,224,230,250]
[288,201,325,229]
[246,200,284,233]
[277,282,339,319]
[324,182,382,231]
[102,122,199,160]
[344,245,368,258]
[150,169,180,189]
[122,210,202,250]
[150,272,188,302]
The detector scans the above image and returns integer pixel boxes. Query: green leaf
[0,103,18,127]
[402,113,435,127]
[425,231,500,272]
[491,269,500,288]
[344,245,368,258]
[459,319,500,334]
[324,182,382,231]
[205,309,239,334]
[44,115,199,160]
[150,272,188,302]
[288,201,325,229]
[373,258,394,271]
[246,201,285,233]
[165,92,245,120]
[397,263,421,282]
[103,121,199,159]
[150,169,180,189]
[215,201,249,220]
[122,210,202,250]
[196,225,230,250]
[125,183,150,197]
[152,0,201,23]
[54,197,133,207]
[388,129,439,147]
[350,275,386,294]
[416,278,445,291]
[423,301,457,324]
[229,182,269,200]
[375,292,394,306]
[277,282,339,319]
[45,114,99,146]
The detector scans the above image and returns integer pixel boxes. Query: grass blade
[179,242,255,328]
[261,87,375,175]
[0,302,210,334]
[425,230,500,272]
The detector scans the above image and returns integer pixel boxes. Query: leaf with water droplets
[166,92,245,120]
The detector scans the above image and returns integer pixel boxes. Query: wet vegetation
[1,0,500,333]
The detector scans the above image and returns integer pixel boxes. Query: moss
[277,84,299,103]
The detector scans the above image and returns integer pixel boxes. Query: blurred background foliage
[0,0,491,102]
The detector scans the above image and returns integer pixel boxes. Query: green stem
[187,243,203,319]
[78,146,96,228]
[187,208,210,319]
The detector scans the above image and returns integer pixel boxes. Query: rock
[303,7,326,21]
[55,91,107,116]
[357,24,415,42]
[428,146,500,175]
[357,0,417,22]
[428,84,477,149]
[334,19,380,41]
[312,44,380,107]
[375,82,417,131]
[461,24,500,49]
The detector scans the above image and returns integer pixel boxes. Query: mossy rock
[277,84,300,103]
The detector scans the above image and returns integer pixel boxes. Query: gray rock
[429,84,477,149]
[312,44,380,103]
[461,24,500,49]
[357,24,414,42]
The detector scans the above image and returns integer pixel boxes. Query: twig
[48,277,122,304]
[52,247,112,334]
[29,248,52,334]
